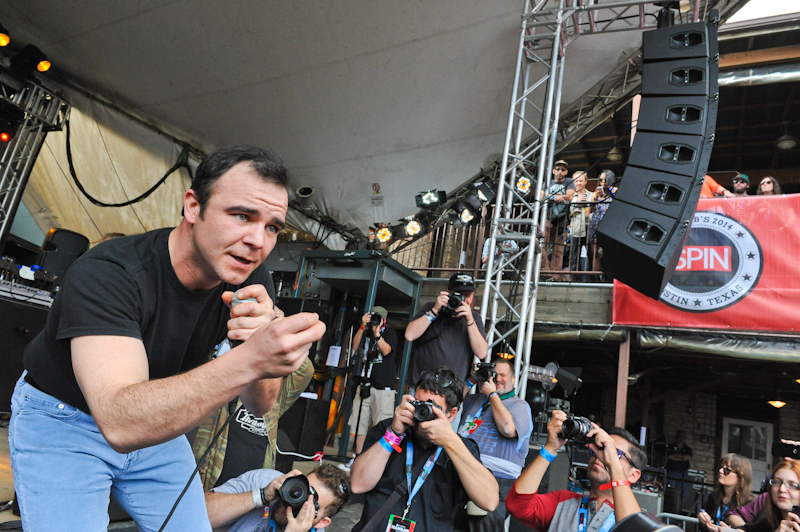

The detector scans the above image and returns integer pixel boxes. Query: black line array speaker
[596,13,719,299]
[35,228,90,287]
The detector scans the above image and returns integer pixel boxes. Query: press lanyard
[403,441,443,520]
[578,497,615,532]
[460,390,516,432]
[716,505,728,525]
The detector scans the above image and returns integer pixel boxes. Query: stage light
[515,175,531,195]
[394,216,423,238]
[472,182,495,204]
[453,199,478,226]
[768,400,787,409]
[376,226,392,243]
[0,24,9,47]
[415,189,447,208]
[0,118,15,143]
[10,44,51,78]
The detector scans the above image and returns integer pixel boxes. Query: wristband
[427,313,436,322]
[599,480,630,491]
[488,391,498,399]
[466,321,475,327]
[378,437,395,453]
[384,429,404,450]
[539,447,557,462]
[360,325,365,330]
[466,378,476,389]
[375,336,382,342]
[253,488,264,509]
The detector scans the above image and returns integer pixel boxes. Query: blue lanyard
[716,505,729,524]
[404,441,443,519]
[578,497,616,532]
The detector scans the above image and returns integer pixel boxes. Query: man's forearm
[467,322,488,358]
[239,375,284,417]
[205,490,257,530]
[515,447,556,494]
[607,461,640,520]
[405,315,432,342]
[82,349,259,453]
[443,434,499,511]
[350,438,393,493]
[489,395,517,438]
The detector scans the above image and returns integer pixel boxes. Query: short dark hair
[192,145,289,215]
[607,427,646,470]
[311,464,351,518]
[416,366,464,411]
[493,358,515,378]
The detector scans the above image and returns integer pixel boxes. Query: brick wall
[662,393,718,483]
[779,401,800,442]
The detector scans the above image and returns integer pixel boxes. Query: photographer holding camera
[350,366,498,532]
[205,464,350,532]
[406,273,488,384]
[458,358,533,532]
[340,306,399,471]
[506,410,644,531]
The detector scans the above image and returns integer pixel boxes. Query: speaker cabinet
[0,298,49,411]
[275,397,330,472]
[597,15,719,299]
[35,228,90,287]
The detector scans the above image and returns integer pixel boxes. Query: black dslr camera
[410,399,438,422]
[370,313,383,327]
[278,474,319,517]
[444,291,466,313]
[474,362,497,385]
[560,416,594,444]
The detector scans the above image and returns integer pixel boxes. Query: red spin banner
[613,194,800,332]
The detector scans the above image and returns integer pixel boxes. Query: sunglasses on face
[589,448,637,469]
[719,466,736,475]
[769,478,800,491]
[761,181,772,186]
[733,179,746,184]
[420,370,454,389]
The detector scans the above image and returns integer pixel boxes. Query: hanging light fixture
[415,190,447,208]
[776,122,797,151]
[768,400,787,409]
[394,216,423,238]
[0,23,10,47]
[472,182,495,204]
[606,145,624,162]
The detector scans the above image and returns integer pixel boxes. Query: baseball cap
[554,160,569,168]
[370,306,388,319]
[735,173,750,185]
[448,273,476,293]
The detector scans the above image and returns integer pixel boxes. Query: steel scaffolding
[0,67,70,247]
[479,0,743,397]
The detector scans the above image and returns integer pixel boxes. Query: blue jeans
[9,374,211,532]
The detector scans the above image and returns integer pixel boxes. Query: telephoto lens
[561,416,594,444]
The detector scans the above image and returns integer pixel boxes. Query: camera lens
[290,487,303,499]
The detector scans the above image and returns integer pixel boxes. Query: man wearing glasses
[732,174,750,197]
[350,366,499,532]
[204,464,350,532]
[506,410,645,531]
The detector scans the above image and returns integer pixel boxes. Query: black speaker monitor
[35,228,90,286]
[597,13,719,299]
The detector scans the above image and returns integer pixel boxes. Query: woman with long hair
[757,176,782,195]
[740,461,800,532]
[698,454,754,531]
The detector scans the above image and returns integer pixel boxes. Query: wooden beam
[720,44,800,71]
[615,332,630,428]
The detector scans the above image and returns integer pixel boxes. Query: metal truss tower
[479,0,743,397]
[0,67,70,247]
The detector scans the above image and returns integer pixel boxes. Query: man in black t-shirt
[541,159,575,281]
[340,306,399,471]
[406,273,488,384]
[350,366,498,532]
[8,146,326,531]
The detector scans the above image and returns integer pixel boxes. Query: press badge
[385,514,416,532]
[462,417,483,434]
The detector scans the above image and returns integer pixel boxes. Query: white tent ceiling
[3,1,647,245]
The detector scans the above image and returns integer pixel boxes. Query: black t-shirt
[353,419,481,532]
[359,328,399,390]
[215,407,269,487]
[409,301,486,383]
[22,228,275,414]
[666,442,692,472]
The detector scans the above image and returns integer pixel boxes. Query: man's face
[733,178,748,194]
[552,165,568,182]
[272,473,337,529]
[587,435,636,485]
[183,162,287,290]
[494,362,515,395]
[573,172,587,190]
